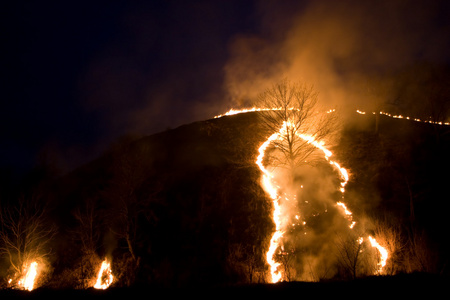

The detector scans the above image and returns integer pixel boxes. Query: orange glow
[214,107,307,119]
[336,202,355,228]
[256,131,283,283]
[17,261,38,291]
[356,109,450,126]
[215,107,279,118]
[94,259,114,289]
[256,118,355,282]
[219,107,392,279]
[368,236,389,274]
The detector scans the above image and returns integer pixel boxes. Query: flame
[356,110,450,126]
[256,131,284,283]
[18,261,38,291]
[256,118,355,282]
[94,259,114,289]
[368,236,389,274]
[215,107,280,118]
[336,202,355,228]
[298,131,353,226]
[214,107,309,119]
[219,107,392,279]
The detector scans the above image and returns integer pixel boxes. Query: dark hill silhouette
[46,112,273,287]
[22,110,450,288]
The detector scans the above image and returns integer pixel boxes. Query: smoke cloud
[225,0,450,280]
[224,0,450,111]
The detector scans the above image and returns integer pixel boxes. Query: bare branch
[255,79,338,172]
[0,195,56,275]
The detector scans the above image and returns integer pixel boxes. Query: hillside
[46,112,272,287]
[3,110,449,289]
[338,113,450,233]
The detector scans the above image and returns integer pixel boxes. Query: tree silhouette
[0,195,56,279]
[256,79,337,173]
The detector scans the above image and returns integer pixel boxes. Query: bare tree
[227,243,266,284]
[276,247,297,282]
[256,79,337,172]
[334,233,363,279]
[104,141,160,282]
[406,228,441,274]
[372,219,406,275]
[71,198,102,288]
[0,195,56,276]
[108,152,145,265]
[72,199,101,256]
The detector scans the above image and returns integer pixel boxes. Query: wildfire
[17,261,38,291]
[7,260,39,291]
[356,110,450,126]
[256,131,284,283]
[336,202,356,229]
[217,107,450,126]
[368,236,389,274]
[214,107,309,119]
[218,107,391,280]
[256,117,357,282]
[214,107,279,118]
[94,258,114,289]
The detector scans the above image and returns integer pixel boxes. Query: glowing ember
[94,259,114,289]
[368,236,389,274]
[18,261,38,291]
[298,131,353,226]
[356,109,450,126]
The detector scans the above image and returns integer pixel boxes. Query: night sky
[1,0,450,174]
[1,1,261,173]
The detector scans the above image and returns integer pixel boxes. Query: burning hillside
[1,107,450,289]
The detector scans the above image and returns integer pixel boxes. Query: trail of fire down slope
[256,119,355,282]
[216,108,390,281]
[256,131,284,283]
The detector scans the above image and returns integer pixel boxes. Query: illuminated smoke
[218,108,390,280]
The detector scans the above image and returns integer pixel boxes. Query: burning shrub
[0,196,56,291]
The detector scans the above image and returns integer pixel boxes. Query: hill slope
[42,111,450,287]
[48,112,272,287]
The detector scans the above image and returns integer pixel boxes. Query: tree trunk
[126,234,137,262]
[375,112,380,134]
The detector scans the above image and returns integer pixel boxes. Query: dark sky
[1,0,450,174]
[0,0,262,173]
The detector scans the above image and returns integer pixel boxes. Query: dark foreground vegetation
[1,110,450,289]
[1,273,448,299]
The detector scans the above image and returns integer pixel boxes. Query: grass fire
[1,91,450,293]
[2,1,450,297]
[93,259,114,290]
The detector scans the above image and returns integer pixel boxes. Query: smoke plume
[224,0,450,280]
[224,0,450,111]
